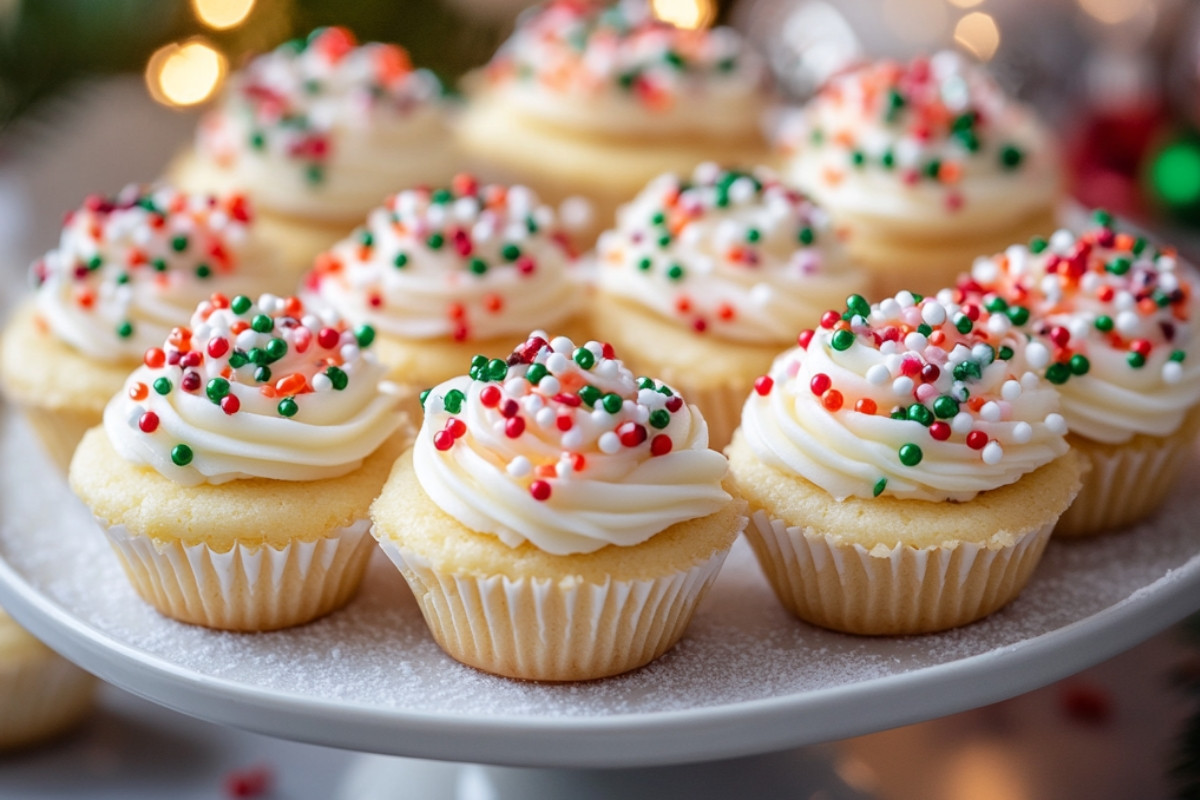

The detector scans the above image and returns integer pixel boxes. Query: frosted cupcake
[0,607,96,750]
[780,51,1060,299]
[69,293,405,631]
[0,185,283,470]
[302,176,589,408]
[371,333,743,681]
[456,0,771,241]
[958,212,1200,537]
[169,27,457,271]
[592,163,867,449]
[728,291,1081,635]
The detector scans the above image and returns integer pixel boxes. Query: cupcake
[371,332,743,681]
[0,185,284,470]
[957,212,1200,537]
[0,606,96,750]
[780,51,1060,299]
[456,0,772,242]
[302,176,590,410]
[169,26,458,271]
[592,163,868,449]
[727,291,1082,635]
[69,292,405,631]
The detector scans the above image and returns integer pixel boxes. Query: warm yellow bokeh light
[948,0,985,7]
[955,11,1001,61]
[651,0,716,30]
[1077,0,1146,25]
[192,0,255,30]
[146,39,227,108]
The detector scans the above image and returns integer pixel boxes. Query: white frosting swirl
[782,51,1059,235]
[32,185,278,362]
[104,293,402,485]
[413,333,731,555]
[304,179,584,342]
[481,0,766,139]
[741,291,1069,501]
[963,217,1200,443]
[193,27,455,221]
[597,163,866,343]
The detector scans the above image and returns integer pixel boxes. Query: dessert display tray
[1,402,1199,769]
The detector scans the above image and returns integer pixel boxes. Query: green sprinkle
[1092,208,1114,227]
[228,351,248,369]
[658,233,673,247]
[431,188,452,204]
[305,164,324,185]
[525,216,538,234]
[881,150,895,169]
[907,404,934,426]
[851,150,866,167]
[898,443,923,467]
[637,377,655,390]
[933,396,959,419]
[573,347,595,369]
[248,347,268,366]
[846,294,871,317]
[579,385,601,407]
[326,365,348,390]
[152,258,167,272]
[917,323,933,337]
[171,235,188,252]
[1094,315,1114,332]
[985,296,1009,313]
[501,244,521,262]
[663,49,684,69]
[427,232,444,250]
[1006,306,1030,326]
[1127,351,1146,368]
[355,325,375,348]
[278,397,299,417]
[251,314,273,333]
[1069,354,1090,375]
[265,338,288,361]
[666,264,685,281]
[873,477,887,497]
[254,365,272,383]
[195,264,211,279]
[924,159,942,179]
[116,272,130,285]
[999,145,1024,169]
[87,255,102,271]
[419,388,431,407]
[153,377,172,395]
[956,316,973,334]
[649,409,671,429]
[746,227,762,243]
[831,329,855,351]
[171,444,193,467]
[891,408,908,420]
[469,258,488,275]
[486,359,508,381]
[1170,350,1187,362]
[443,389,465,414]
[359,230,374,247]
[250,132,265,150]
[205,378,230,404]
[526,363,548,384]
[1132,237,1147,255]
[1107,257,1131,275]
[1046,362,1071,384]
[231,295,252,314]
[1029,237,1048,254]
[998,345,1014,361]
[116,321,134,338]
[602,393,623,414]
[637,257,652,271]
[798,227,815,246]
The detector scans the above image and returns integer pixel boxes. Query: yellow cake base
[726,432,1082,635]
[0,612,96,750]
[1054,406,1200,538]
[70,427,409,631]
[590,294,788,450]
[371,450,744,681]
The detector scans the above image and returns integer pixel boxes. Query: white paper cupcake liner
[744,509,1055,635]
[0,650,96,750]
[375,537,730,681]
[1054,433,1193,538]
[102,519,375,631]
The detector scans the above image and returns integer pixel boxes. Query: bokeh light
[191,0,255,30]
[145,39,227,108]
[651,0,716,30]
[955,12,1001,61]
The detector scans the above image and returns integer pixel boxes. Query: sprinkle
[898,443,923,466]
[171,444,193,466]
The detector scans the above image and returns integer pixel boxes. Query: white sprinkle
[561,429,583,449]
[951,411,974,434]
[638,388,665,408]
[920,303,947,327]
[1002,380,1022,402]
[1115,310,1140,336]
[598,431,621,454]
[595,360,619,379]
[454,197,479,222]
[879,298,902,318]
[1114,291,1135,311]
[971,256,999,284]
[749,283,772,306]
[535,406,556,428]
[504,378,527,396]
[539,376,560,396]
[1164,361,1183,384]
[1045,413,1068,435]
[972,343,995,364]
[1158,255,1178,271]
[127,404,144,428]
[1012,421,1033,443]
[904,332,928,351]
[236,329,258,349]
[980,401,1002,422]
[1005,244,1029,275]
[1026,342,1050,369]
[546,353,569,374]
[1049,229,1075,254]
[982,441,1003,465]
[506,456,532,478]
[259,294,282,313]
[895,290,916,308]
[1080,271,1101,293]
[312,373,332,392]
[340,344,360,363]
[1021,371,1040,389]
[987,314,1011,336]
[892,376,914,396]
[936,287,956,305]
[1068,318,1091,342]
[867,364,891,385]
[879,340,898,356]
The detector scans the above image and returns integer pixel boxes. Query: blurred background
[0,1,1199,798]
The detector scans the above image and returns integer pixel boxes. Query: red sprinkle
[930,421,951,440]
[810,373,831,395]
[505,417,525,438]
[138,412,159,433]
[479,385,501,407]
[433,430,455,451]
[797,329,815,349]
[665,396,684,412]
[554,393,581,407]
[129,382,148,401]
[144,348,165,368]
[650,434,673,456]
[753,376,774,396]
[317,328,340,349]
[618,422,647,448]
[220,395,240,415]
[447,418,467,438]
[530,480,552,501]
[821,390,843,411]
[1049,326,1071,348]
[500,399,519,418]
[556,415,573,431]
[854,397,877,415]
[1130,338,1152,357]
[966,430,988,450]
[223,765,273,799]
[207,337,230,359]
[181,371,201,392]
[819,310,840,329]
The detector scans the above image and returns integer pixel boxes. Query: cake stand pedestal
[1,407,1199,797]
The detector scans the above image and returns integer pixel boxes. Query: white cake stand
[2,404,1198,798]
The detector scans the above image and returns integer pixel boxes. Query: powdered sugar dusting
[1,404,1198,721]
